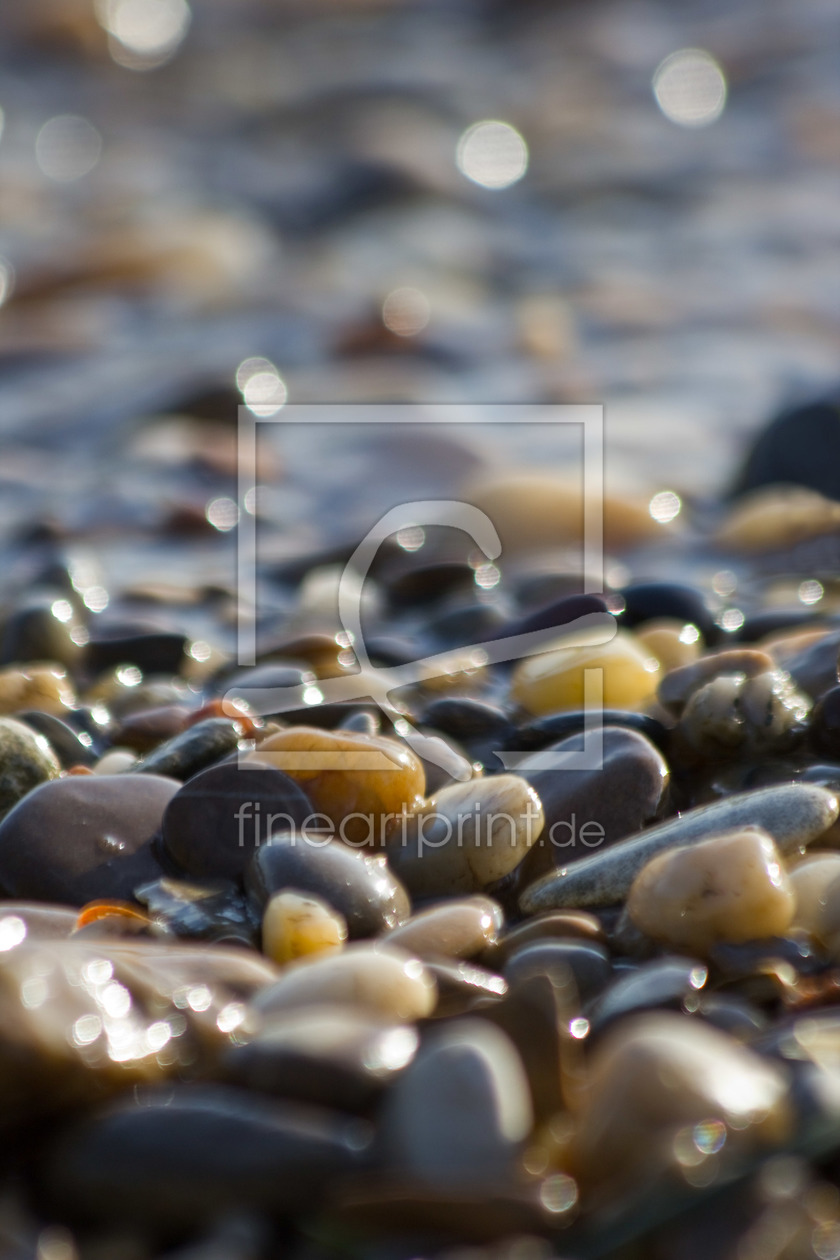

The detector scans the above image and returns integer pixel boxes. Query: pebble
[113,703,192,752]
[423,958,508,1016]
[514,726,669,882]
[262,891,347,965]
[789,852,840,944]
[619,582,718,645]
[16,709,101,768]
[730,394,840,500]
[0,773,176,904]
[809,686,840,758]
[0,595,86,670]
[92,748,137,774]
[252,943,437,1022]
[83,624,189,676]
[511,630,660,716]
[626,828,795,955]
[658,649,775,713]
[0,664,76,717]
[636,619,702,672]
[0,716,61,816]
[255,726,425,847]
[131,716,244,780]
[384,896,503,961]
[675,668,810,760]
[134,876,259,946]
[487,910,605,966]
[0,901,78,940]
[161,760,314,882]
[784,629,840,701]
[715,486,840,552]
[41,1085,367,1230]
[510,707,670,754]
[493,593,609,641]
[571,1013,790,1188]
[519,783,839,913]
[222,1007,419,1113]
[245,832,410,938]
[387,775,544,897]
[378,1019,533,1185]
[502,939,611,1003]
[587,957,709,1037]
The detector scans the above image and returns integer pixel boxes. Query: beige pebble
[251,943,437,1022]
[627,827,795,955]
[511,631,660,716]
[0,664,76,716]
[715,487,840,552]
[788,853,840,944]
[262,891,347,966]
[676,668,810,759]
[657,649,775,714]
[92,748,137,775]
[636,619,702,672]
[385,896,503,961]
[572,1013,790,1188]
[387,775,544,896]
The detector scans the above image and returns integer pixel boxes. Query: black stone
[84,624,189,675]
[587,957,708,1037]
[424,603,508,650]
[729,394,840,501]
[0,594,86,669]
[18,710,100,768]
[811,686,840,759]
[618,581,717,645]
[493,593,609,640]
[135,876,260,946]
[131,717,242,781]
[510,709,671,755]
[385,562,477,609]
[503,939,611,1003]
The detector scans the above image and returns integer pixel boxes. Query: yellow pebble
[715,487,840,552]
[255,726,425,847]
[635,619,701,672]
[627,827,795,956]
[262,891,347,966]
[511,631,660,716]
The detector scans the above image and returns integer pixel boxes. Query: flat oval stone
[514,726,669,883]
[511,631,660,716]
[132,717,243,781]
[262,891,347,965]
[503,939,611,1002]
[222,1007,419,1113]
[627,828,795,955]
[378,1019,532,1185]
[245,832,410,939]
[0,773,177,905]
[41,1085,366,1229]
[658,649,775,714]
[252,943,437,1023]
[385,897,503,961]
[256,726,425,847]
[520,783,839,913]
[0,716,61,816]
[571,1013,790,1188]
[588,957,708,1037]
[387,775,544,897]
[161,761,314,881]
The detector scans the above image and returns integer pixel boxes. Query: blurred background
[0,0,836,554]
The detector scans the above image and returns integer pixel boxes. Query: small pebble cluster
[4,405,840,1260]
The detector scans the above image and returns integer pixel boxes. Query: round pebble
[384,896,503,961]
[252,943,437,1022]
[0,716,61,816]
[511,630,660,716]
[262,890,347,965]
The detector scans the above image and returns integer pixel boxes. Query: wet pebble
[587,957,709,1037]
[161,760,313,882]
[809,685,840,758]
[487,909,605,967]
[387,775,543,897]
[256,726,425,846]
[84,624,189,676]
[511,630,660,716]
[0,773,175,904]
[675,668,810,760]
[262,890,347,965]
[252,943,437,1023]
[0,594,86,670]
[132,717,244,781]
[778,628,840,701]
[510,707,670,754]
[520,783,839,913]
[789,852,840,944]
[378,1019,532,1186]
[0,664,76,717]
[636,618,702,672]
[17,709,100,768]
[0,716,61,816]
[134,876,259,947]
[657,649,776,713]
[619,581,718,645]
[245,832,410,938]
[385,896,503,961]
[627,828,795,955]
[730,394,840,500]
[503,938,611,1003]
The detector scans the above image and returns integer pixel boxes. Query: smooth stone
[789,852,840,944]
[222,1007,419,1113]
[675,668,810,760]
[785,629,840,701]
[0,663,77,717]
[132,717,243,781]
[627,829,795,955]
[636,619,702,672]
[245,833,410,939]
[339,710,380,736]
[519,784,840,913]
[386,561,477,609]
[503,939,611,1003]
[571,1014,790,1188]
[161,761,313,882]
[511,631,660,716]
[262,891,347,965]
[424,959,507,1016]
[708,930,824,982]
[514,726,669,883]
[16,709,101,768]
[486,910,605,967]
[424,603,508,650]
[716,486,840,552]
[730,394,840,500]
[378,1019,532,1185]
[695,993,768,1039]
[93,748,137,774]
[509,708,670,755]
[252,943,437,1023]
[0,773,176,905]
[255,726,425,847]
[419,697,515,748]
[493,593,609,641]
[0,716,61,815]
[619,582,718,645]
[83,625,189,675]
[385,896,503,961]
[657,649,776,713]
[810,685,840,758]
[587,957,709,1037]
[0,594,85,670]
[134,877,259,947]
[740,607,831,643]
[387,775,543,897]
[113,704,192,752]
[41,1085,366,1229]
[0,901,78,941]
